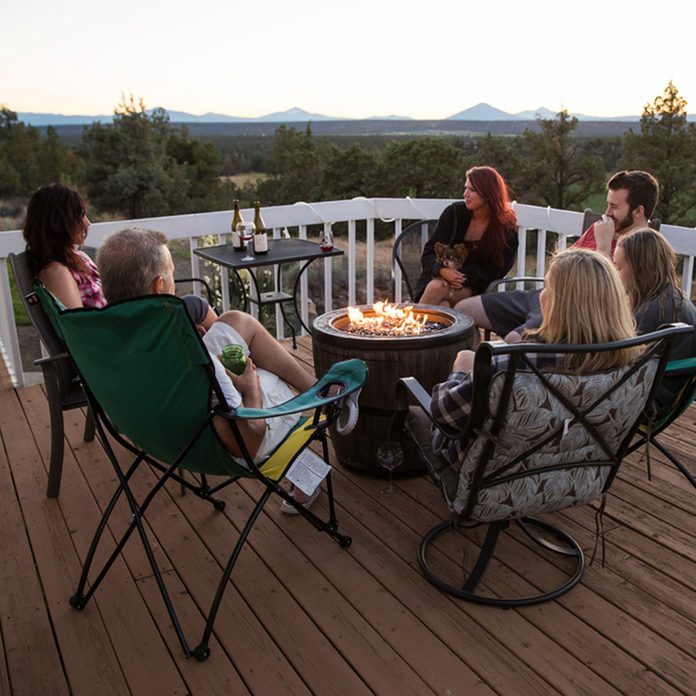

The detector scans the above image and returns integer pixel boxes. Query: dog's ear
[453,243,468,259]
[434,241,447,259]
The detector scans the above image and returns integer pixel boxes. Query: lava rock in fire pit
[340,318,447,337]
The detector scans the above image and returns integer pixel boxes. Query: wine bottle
[231,199,245,251]
[253,200,268,254]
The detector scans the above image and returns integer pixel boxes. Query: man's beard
[614,208,635,233]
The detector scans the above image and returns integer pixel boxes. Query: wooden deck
[1,336,695,696]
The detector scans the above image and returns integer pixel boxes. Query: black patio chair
[627,355,696,488]
[8,251,95,498]
[393,324,689,605]
[391,219,439,301]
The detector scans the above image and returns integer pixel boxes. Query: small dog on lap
[434,242,468,298]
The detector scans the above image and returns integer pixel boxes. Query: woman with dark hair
[23,183,106,308]
[614,227,696,409]
[22,183,217,331]
[415,166,518,306]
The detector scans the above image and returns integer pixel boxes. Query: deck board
[1,335,695,695]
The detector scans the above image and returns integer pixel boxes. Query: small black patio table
[193,238,343,347]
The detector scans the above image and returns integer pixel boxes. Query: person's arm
[430,350,476,435]
[213,359,267,460]
[38,262,83,308]
[419,205,457,281]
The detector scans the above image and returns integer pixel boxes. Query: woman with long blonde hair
[431,248,641,437]
[530,248,642,372]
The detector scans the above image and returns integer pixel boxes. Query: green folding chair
[34,281,367,661]
[628,356,696,488]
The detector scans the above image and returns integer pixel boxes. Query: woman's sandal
[279,485,321,515]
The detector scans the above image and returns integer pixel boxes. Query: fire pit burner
[312,304,474,474]
[341,301,447,337]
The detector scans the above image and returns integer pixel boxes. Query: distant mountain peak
[446,102,514,121]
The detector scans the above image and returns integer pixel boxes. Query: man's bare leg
[217,311,315,392]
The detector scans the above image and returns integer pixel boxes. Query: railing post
[298,225,309,332]
[393,219,403,303]
[0,262,23,387]
[348,220,357,306]
[366,218,375,304]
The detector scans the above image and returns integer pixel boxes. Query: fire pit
[312,303,475,473]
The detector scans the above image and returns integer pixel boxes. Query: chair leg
[83,406,96,442]
[193,488,274,661]
[651,438,696,489]
[418,516,584,607]
[43,371,65,499]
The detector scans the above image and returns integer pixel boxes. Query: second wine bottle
[253,201,268,254]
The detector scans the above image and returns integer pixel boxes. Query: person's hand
[504,330,523,344]
[197,323,208,337]
[452,349,475,374]
[594,215,616,257]
[229,357,260,397]
[440,267,465,289]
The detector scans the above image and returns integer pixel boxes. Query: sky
[3,0,696,120]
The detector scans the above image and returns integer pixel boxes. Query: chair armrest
[486,276,545,293]
[34,352,72,367]
[664,357,696,376]
[397,377,434,418]
[218,358,368,420]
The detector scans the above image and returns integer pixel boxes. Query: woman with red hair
[415,166,518,306]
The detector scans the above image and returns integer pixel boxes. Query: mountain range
[16,102,660,126]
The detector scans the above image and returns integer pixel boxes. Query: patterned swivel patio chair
[34,281,367,661]
[395,325,690,606]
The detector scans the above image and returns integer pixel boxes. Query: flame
[345,302,430,336]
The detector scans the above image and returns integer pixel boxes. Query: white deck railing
[2,197,695,387]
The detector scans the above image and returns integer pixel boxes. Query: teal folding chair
[34,281,367,661]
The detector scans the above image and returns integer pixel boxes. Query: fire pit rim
[312,303,474,350]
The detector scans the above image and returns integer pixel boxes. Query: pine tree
[621,81,696,224]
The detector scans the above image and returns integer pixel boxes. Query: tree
[0,105,43,196]
[467,133,523,199]
[621,81,696,224]
[515,110,605,209]
[320,144,377,200]
[376,137,462,198]
[256,125,323,205]
[79,95,222,218]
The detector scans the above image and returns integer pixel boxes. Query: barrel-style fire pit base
[312,304,475,474]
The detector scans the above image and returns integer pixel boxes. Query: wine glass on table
[238,221,255,261]
[376,441,404,495]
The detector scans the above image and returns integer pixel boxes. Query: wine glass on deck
[238,221,256,261]
[376,441,404,494]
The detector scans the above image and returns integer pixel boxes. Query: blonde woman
[614,227,696,409]
[431,248,641,439]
